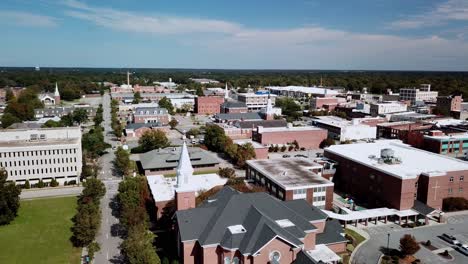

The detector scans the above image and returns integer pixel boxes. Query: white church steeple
[224,82,229,100]
[176,141,194,187]
[54,82,60,97]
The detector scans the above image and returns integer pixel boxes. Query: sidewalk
[20,186,83,200]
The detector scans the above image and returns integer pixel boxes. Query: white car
[456,244,468,256]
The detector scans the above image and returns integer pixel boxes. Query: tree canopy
[137,130,169,153]
[0,168,21,225]
[158,97,174,115]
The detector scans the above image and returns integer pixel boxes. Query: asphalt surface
[353,215,468,264]
[93,92,124,264]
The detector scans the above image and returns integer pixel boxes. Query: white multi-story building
[0,127,82,185]
[311,116,379,142]
[399,84,438,105]
[237,93,277,111]
[370,101,408,116]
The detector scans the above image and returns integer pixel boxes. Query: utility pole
[387,233,391,253]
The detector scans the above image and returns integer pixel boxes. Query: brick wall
[195,96,224,115]
[256,129,327,149]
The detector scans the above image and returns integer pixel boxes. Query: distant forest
[1,68,468,100]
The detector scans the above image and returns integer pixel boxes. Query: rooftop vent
[379,148,401,165]
[275,219,295,228]
[227,225,247,234]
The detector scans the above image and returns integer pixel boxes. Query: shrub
[218,167,236,179]
[162,257,170,264]
[391,255,399,260]
[288,145,294,151]
[442,197,468,212]
[280,146,287,152]
[88,242,101,260]
[300,147,306,151]
[425,240,431,246]
[442,250,449,256]
[24,180,30,189]
[68,180,77,185]
[399,234,420,257]
[37,180,45,188]
[50,178,59,187]
[382,256,390,261]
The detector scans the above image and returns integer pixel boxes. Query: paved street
[353,216,468,264]
[20,186,83,200]
[93,92,124,264]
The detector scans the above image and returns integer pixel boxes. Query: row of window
[448,187,464,194]
[1,157,77,167]
[8,166,78,177]
[0,148,77,158]
[293,189,306,195]
[313,186,327,193]
[313,196,326,202]
[449,176,464,182]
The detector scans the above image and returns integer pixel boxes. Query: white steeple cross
[432,180,440,200]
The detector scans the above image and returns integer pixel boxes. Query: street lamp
[387,233,391,253]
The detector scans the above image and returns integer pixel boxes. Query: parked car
[282,154,291,158]
[456,244,468,256]
[294,154,307,158]
[112,146,116,150]
[440,233,461,245]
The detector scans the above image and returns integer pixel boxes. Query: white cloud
[388,0,468,29]
[0,11,58,27]
[59,0,468,70]
[62,0,241,34]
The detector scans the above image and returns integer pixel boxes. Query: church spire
[266,92,273,115]
[224,82,229,100]
[176,141,194,187]
[54,82,60,97]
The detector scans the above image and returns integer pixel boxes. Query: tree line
[118,176,161,264]
[71,178,106,261]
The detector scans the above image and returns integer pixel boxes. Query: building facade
[399,84,438,105]
[133,107,170,125]
[369,102,408,116]
[194,96,224,115]
[237,93,276,111]
[252,125,328,149]
[436,95,462,113]
[246,158,335,209]
[0,127,82,185]
[324,140,468,210]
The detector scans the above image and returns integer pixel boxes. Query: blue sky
[1,0,468,70]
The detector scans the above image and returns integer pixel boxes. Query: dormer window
[227,225,246,234]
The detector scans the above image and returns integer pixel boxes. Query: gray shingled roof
[236,120,287,129]
[176,186,329,255]
[214,112,262,121]
[412,200,436,216]
[222,101,247,108]
[125,123,163,130]
[138,146,219,170]
[316,219,348,245]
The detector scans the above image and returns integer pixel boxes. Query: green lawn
[0,197,81,264]
[345,228,366,246]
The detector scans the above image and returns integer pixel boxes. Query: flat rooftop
[258,125,324,133]
[246,158,333,190]
[0,138,80,148]
[312,116,375,128]
[325,140,468,179]
[266,86,341,95]
[233,139,265,149]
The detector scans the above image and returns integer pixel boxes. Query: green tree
[204,124,228,152]
[133,92,142,104]
[0,168,21,225]
[71,201,101,247]
[138,130,169,152]
[88,242,101,261]
[1,113,21,128]
[218,167,236,179]
[399,234,420,257]
[186,128,200,138]
[121,224,160,264]
[24,180,30,189]
[319,138,335,149]
[168,118,178,129]
[72,108,88,125]
[114,147,132,176]
[42,119,62,128]
[80,178,106,203]
[60,114,74,126]
[158,97,174,115]
[275,97,302,120]
[235,143,256,168]
[5,88,15,102]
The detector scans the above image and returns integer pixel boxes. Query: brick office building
[194,96,224,115]
[246,158,334,209]
[252,125,328,149]
[175,186,347,264]
[324,140,468,210]
[220,101,248,113]
[437,95,462,113]
[133,107,170,125]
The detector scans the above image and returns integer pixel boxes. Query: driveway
[353,216,468,264]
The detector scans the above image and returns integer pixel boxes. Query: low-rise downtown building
[0,127,82,185]
[252,124,328,149]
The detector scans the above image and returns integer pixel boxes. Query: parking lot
[268,149,324,159]
[354,215,468,264]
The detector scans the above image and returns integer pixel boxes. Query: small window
[459,187,464,193]
[269,251,281,263]
[448,188,453,194]
[461,176,465,181]
[449,176,454,182]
